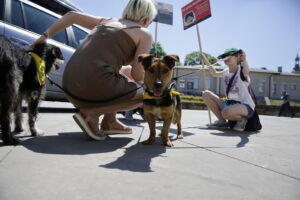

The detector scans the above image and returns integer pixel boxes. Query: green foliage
[180,95,204,103]
[184,51,218,66]
[152,42,166,58]
[269,99,300,107]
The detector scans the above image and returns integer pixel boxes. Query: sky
[70,0,300,73]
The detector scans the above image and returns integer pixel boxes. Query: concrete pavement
[0,102,300,200]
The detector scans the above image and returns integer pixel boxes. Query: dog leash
[172,58,223,81]
[46,75,144,104]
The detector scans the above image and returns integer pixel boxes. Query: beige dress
[62,19,140,108]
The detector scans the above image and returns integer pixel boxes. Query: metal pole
[155,22,158,44]
[154,22,158,57]
[196,24,212,124]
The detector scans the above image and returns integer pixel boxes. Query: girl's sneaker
[206,120,228,129]
[233,119,247,132]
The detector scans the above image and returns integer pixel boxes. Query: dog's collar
[143,89,180,100]
[28,52,46,86]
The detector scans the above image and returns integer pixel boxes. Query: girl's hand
[199,53,211,65]
[239,50,247,62]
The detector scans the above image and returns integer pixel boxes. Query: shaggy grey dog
[0,35,64,145]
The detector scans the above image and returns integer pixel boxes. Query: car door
[0,0,5,35]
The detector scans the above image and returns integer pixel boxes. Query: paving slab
[0,107,300,200]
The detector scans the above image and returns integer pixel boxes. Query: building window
[290,83,297,90]
[179,80,185,88]
[281,83,287,91]
[259,81,265,93]
[272,83,277,95]
[206,79,211,90]
[187,80,194,89]
[193,78,199,89]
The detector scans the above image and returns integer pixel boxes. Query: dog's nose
[154,81,163,89]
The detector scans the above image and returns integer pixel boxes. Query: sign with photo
[153,2,173,25]
[182,0,211,30]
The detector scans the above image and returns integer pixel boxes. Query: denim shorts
[223,100,254,119]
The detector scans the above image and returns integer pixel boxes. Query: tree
[292,54,300,73]
[184,51,218,66]
[151,42,166,58]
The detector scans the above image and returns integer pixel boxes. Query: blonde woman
[32,0,157,140]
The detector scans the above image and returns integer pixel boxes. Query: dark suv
[0,0,89,101]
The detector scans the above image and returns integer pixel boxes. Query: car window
[72,25,88,48]
[23,4,68,45]
[0,0,4,20]
[11,0,25,28]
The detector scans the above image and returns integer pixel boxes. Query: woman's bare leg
[202,90,225,121]
[221,104,248,121]
[79,66,143,133]
[80,83,143,132]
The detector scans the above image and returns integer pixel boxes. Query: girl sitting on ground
[200,48,255,131]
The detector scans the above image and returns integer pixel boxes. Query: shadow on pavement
[118,118,145,128]
[210,130,256,148]
[21,132,132,155]
[100,140,166,173]
[155,126,195,138]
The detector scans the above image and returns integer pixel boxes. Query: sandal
[101,121,132,135]
[73,113,106,140]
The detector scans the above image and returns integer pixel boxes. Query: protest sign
[182,0,212,123]
[182,0,211,30]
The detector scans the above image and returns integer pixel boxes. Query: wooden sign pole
[196,24,212,124]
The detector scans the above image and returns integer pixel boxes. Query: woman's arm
[31,11,103,46]
[130,29,153,84]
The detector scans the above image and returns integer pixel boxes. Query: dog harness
[143,90,180,107]
[28,52,46,86]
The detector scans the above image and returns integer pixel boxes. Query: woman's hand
[30,34,47,48]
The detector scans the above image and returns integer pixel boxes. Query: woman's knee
[202,90,213,101]
[119,65,133,80]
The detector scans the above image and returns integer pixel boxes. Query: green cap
[217,48,241,59]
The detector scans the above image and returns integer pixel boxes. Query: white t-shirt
[222,67,255,110]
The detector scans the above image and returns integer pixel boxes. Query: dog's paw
[177,134,183,139]
[143,138,155,145]
[14,126,24,133]
[164,140,174,147]
[30,128,45,137]
[2,135,20,146]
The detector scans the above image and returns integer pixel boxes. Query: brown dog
[138,54,183,147]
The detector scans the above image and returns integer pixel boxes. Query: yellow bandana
[143,90,180,100]
[28,52,46,86]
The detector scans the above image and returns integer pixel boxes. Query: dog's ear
[138,54,154,70]
[163,55,179,69]
[51,46,64,61]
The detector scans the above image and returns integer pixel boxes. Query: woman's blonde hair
[122,0,157,23]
